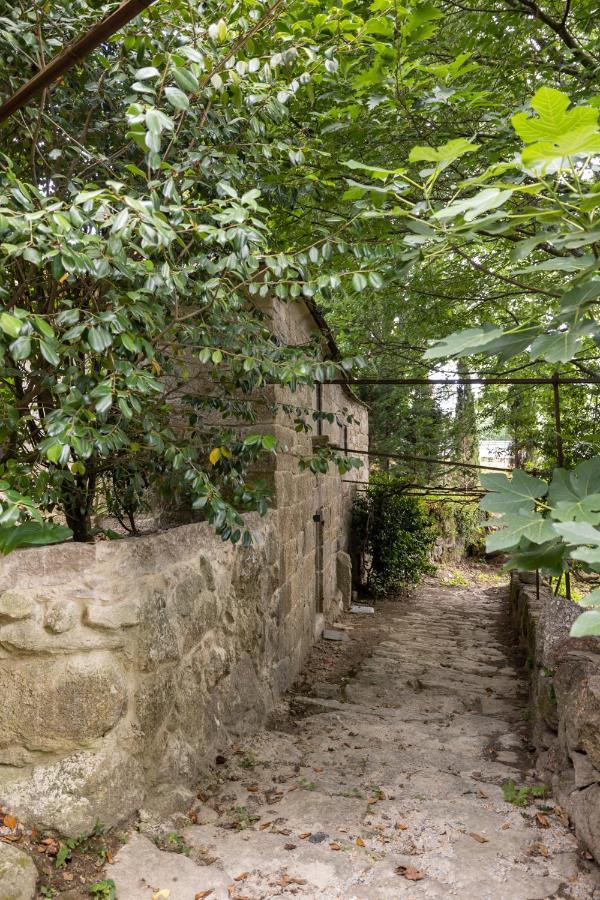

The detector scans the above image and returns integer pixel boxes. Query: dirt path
[111,576,600,899]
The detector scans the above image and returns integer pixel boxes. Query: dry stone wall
[0,340,367,837]
[510,572,600,861]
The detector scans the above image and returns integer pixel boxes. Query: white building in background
[479,439,512,470]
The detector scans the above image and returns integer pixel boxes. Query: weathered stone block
[0,651,127,751]
[0,842,37,899]
[0,590,33,621]
[0,740,144,836]
[45,599,79,633]
[85,598,140,629]
[554,652,600,770]
[0,619,125,654]
[336,550,352,609]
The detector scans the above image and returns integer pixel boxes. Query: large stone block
[85,598,140,629]
[0,740,144,836]
[0,842,37,899]
[0,651,127,752]
[554,651,600,770]
[0,590,34,621]
[0,618,126,654]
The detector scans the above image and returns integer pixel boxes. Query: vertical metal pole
[316,383,323,437]
[552,373,571,600]
[536,569,540,602]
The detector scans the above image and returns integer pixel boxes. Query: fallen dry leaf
[275,874,307,887]
[152,892,171,900]
[329,842,341,851]
[195,891,214,899]
[554,805,569,825]
[395,822,408,831]
[258,821,273,831]
[299,831,311,839]
[234,872,250,882]
[477,789,488,799]
[284,843,297,851]
[467,832,489,844]
[500,823,511,831]
[528,841,549,858]
[396,865,425,881]
[535,812,550,828]
[246,786,259,793]
[313,767,323,773]
[3,815,17,830]
[356,837,365,847]
[62,873,74,882]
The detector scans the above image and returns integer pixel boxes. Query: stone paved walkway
[112,579,600,899]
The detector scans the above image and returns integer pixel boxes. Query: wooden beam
[0,0,159,124]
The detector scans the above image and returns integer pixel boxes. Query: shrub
[352,475,437,597]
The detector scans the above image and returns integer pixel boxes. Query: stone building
[0,297,368,835]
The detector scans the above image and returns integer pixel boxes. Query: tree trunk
[63,473,96,542]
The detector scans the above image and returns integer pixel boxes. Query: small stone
[308,831,328,843]
[350,605,374,615]
[0,590,33,621]
[45,599,79,633]
[312,683,339,699]
[323,629,350,642]
[0,842,37,899]
[85,599,140,629]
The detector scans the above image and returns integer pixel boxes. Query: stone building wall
[510,572,600,862]
[0,298,368,836]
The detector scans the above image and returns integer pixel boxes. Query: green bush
[428,499,485,559]
[352,475,437,597]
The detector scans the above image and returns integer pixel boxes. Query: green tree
[0,0,362,549]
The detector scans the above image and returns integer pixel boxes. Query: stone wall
[510,572,600,861]
[0,299,368,836]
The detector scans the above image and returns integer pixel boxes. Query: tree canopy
[3,0,600,631]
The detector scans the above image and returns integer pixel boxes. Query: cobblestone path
[111,579,600,899]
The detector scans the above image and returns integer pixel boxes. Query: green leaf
[135,66,161,80]
[505,539,567,576]
[87,326,112,352]
[261,434,277,451]
[480,470,548,515]
[486,511,556,552]
[409,138,479,165]
[423,325,503,360]
[352,272,368,291]
[512,88,600,167]
[580,588,600,608]
[552,521,600,546]
[39,340,60,366]
[0,522,72,555]
[434,188,513,222]
[173,67,199,92]
[0,312,21,338]
[164,86,190,110]
[9,335,31,361]
[570,610,600,638]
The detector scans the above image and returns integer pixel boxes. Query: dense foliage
[3,0,600,635]
[352,476,437,595]
[0,0,364,549]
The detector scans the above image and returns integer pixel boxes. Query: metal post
[552,373,571,600]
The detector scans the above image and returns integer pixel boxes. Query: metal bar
[551,373,571,600]
[0,0,158,124]
[333,445,510,473]
[326,377,600,386]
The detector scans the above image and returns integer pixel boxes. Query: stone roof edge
[303,299,369,410]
